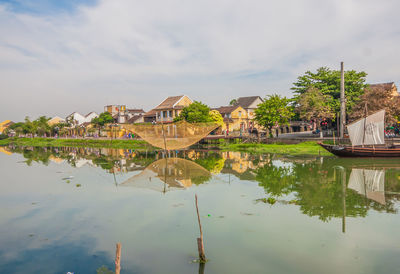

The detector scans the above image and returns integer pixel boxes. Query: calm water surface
[1,146,400,274]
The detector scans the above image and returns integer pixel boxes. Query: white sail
[347,109,385,146]
[348,168,385,205]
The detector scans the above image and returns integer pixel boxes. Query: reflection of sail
[348,168,385,205]
[120,158,211,192]
[347,109,385,146]
[123,121,218,150]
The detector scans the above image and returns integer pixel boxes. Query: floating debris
[76,184,81,187]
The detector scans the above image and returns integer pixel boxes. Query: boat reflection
[348,168,385,205]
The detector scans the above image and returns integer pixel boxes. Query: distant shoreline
[0,137,333,156]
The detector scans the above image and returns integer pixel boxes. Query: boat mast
[340,62,346,139]
[362,102,368,147]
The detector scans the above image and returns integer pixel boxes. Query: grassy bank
[220,141,333,156]
[0,137,153,150]
[0,137,333,156]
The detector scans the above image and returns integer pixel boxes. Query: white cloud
[0,0,399,121]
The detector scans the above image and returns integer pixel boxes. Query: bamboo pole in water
[115,243,121,274]
[195,194,206,262]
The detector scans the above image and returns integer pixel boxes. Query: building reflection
[4,145,400,226]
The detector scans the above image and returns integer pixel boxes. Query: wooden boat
[319,109,400,157]
[319,143,400,157]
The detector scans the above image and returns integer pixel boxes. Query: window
[238,111,242,118]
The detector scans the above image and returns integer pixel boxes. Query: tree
[292,67,367,113]
[229,99,237,106]
[254,94,294,136]
[174,101,213,123]
[209,110,224,127]
[91,112,114,134]
[349,85,400,124]
[296,87,334,127]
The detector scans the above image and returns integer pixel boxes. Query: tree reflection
[255,157,399,222]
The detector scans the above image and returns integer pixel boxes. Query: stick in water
[115,242,121,274]
[195,194,206,262]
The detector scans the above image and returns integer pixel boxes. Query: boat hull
[319,143,400,157]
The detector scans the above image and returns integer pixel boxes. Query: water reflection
[2,145,400,223]
[2,145,400,273]
[120,158,211,193]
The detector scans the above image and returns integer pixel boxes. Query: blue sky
[0,0,399,121]
[0,0,97,14]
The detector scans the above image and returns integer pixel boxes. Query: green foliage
[0,134,8,140]
[296,87,335,122]
[209,110,224,127]
[6,116,51,136]
[92,112,114,128]
[254,94,294,134]
[174,101,213,123]
[292,67,367,113]
[255,164,296,196]
[229,99,237,105]
[195,152,225,174]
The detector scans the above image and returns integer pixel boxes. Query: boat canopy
[347,109,385,146]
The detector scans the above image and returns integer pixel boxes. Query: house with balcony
[144,95,193,123]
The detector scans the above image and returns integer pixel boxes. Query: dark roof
[236,96,263,108]
[127,109,145,113]
[154,95,185,110]
[144,109,157,117]
[214,105,241,114]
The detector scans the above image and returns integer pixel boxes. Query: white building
[66,112,99,126]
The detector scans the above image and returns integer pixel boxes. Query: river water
[1,146,400,274]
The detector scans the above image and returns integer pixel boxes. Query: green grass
[0,137,153,150]
[220,141,333,156]
[0,137,333,156]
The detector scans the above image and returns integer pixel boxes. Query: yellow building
[235,96,264,130]
[0,120,14,134]
[214,105,248,132]
[48,116,65,126]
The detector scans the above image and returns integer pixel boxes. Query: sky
[0,0,400,122]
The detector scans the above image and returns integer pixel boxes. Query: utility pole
[340,62,346,139]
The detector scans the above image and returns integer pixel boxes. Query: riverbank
[0,137,332,156]
[0,137,152,150]
[220,141,332,156]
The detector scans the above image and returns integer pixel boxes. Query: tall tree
[174,101,213,123]
[292,67,367,113]
[91,112,114,134]
[296,87,334,127]
[254,94,294,136]
[349,85,400,124]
